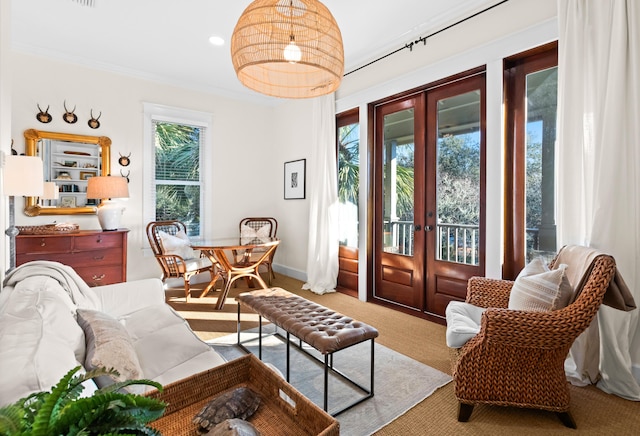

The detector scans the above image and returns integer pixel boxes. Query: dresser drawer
[74,233,123,251]
[75,265,124,286]
[17,252,78,266]
[15,236,72,254]
[71,248,123,267]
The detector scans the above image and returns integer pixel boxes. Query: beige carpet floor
[165,275,639,436]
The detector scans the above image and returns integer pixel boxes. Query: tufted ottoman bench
[236,287,379,416]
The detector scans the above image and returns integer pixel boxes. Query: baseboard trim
[272,263,307,282]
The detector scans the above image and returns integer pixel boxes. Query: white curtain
[302,94,339,295]
[557,0,640,400]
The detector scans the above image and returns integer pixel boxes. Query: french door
[373,73,486,318]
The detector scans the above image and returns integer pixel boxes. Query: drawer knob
[40,238,46,247]
[93,255,105,260]
[92,274,106,281]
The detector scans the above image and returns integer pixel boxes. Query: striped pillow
[508,257,573,312]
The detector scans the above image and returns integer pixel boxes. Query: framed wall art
[284,159,306,200]
[60,196,77,208]
[79,171,95,180]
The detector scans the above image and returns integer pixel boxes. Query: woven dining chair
[449,251,617,429]
[146,220,224,300]
[238,217,278,285]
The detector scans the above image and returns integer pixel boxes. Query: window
[336,109,360,248]
[504,42,558,278]
[143,104,212,239]
[336,109,360,295]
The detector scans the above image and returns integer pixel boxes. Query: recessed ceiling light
[209,36,225,46]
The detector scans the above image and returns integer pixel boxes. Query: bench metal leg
[286,331,291,382]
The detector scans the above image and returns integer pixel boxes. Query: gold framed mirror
[24,129,111,216]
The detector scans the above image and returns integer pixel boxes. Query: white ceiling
[11,0,502,104]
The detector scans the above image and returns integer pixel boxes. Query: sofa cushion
[159,230,196,260]
[123,305,221,381]
[445,301,487,348]
[0,276,85,406]
[508,257,573,312]
[77,309,143,385]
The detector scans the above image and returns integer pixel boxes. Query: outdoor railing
[382,221,544,266]
[383,220,480,265]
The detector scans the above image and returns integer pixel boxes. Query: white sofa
[0,261,225,407]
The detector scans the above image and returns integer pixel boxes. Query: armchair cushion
[159,230,196,260]
[445,301,486,348]
[508,257,573,312]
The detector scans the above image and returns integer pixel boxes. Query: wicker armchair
[146,220,223,300]
[450,253,617,428]
[238,217,278,285]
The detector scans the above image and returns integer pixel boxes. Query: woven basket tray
[146,354,339,436]
[16,224,79,235]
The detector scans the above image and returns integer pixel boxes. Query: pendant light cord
[344,0,510,77]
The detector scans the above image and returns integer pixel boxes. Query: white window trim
[142,103,213,250]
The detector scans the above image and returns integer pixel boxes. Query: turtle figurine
[193,387,260,432]
[204,418,260,436]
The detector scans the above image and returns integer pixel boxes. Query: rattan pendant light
[231,0,344,99]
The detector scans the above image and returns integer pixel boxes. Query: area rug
[208,325,452,436]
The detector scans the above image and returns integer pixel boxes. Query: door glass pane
[382,109,414,256]
[525,66,558,261]
[338,121,359,248]
[436,91,481,265]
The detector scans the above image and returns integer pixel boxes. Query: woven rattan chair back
[239,217,278,238]
[451,252,617,429]
[238,217,278,285]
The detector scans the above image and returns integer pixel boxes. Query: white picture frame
[284,159,306,200]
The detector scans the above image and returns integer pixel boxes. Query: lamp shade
[86,176,129,200]
[42,182,60,200]
[3,156,44,197]
[231,0,344,99]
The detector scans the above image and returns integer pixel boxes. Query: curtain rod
[344,0,510,77]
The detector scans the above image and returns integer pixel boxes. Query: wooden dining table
[190,237,280,310]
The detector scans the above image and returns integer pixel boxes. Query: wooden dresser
[16,229,128,286]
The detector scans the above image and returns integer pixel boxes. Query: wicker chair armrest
[156,253,188,266]
[466,277,513,308]
[474,306,585,349]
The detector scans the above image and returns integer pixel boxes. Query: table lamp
[86,176,129,231]
[41,181,60,207]
[3,155,44,272]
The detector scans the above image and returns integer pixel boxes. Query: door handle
[425,225,433,231]
[414,225,422,231]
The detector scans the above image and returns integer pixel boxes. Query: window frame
[503,42,558,279]
[143,103,213,243]
[336,108,360,295]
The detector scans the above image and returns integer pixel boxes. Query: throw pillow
[445,301,487,348]
[77,309,143,385]
[158,230,196,260]
[508,257,573,312]
[240,224,270,239]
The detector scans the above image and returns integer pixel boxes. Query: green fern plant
[0,366,166,436]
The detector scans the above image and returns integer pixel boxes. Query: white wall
[9,53,278,281]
